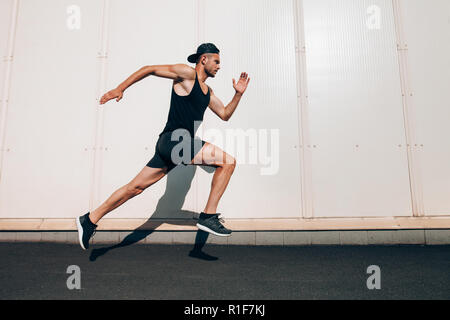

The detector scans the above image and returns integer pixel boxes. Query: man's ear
[201,54,213,66]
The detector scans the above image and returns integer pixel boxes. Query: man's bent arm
[100,64,195,105]
[116,66,153,92]
[208,72,250,121]
[116,64,194,92]
[209,90,242,121]
[223,92,242,121]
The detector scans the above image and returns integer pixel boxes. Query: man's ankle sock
[86,212,97,227]
[200,212,215,219]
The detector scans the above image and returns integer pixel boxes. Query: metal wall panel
[302,0,412,217]
[100,0,198,219]
[0,0,102,218]
[196,0,302,218]
[1,0,448,221]
[400,0,450,215]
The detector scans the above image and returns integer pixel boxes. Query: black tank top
[160,71,210,138]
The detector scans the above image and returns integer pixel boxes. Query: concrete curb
[0,229,449,245]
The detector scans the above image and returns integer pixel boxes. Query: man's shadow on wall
[89,164,219,262]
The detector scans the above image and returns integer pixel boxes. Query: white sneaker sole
[76,216,87,250]
[196,223,232,237]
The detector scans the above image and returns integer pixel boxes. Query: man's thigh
[129,166,167,190]
[191,142,235,167]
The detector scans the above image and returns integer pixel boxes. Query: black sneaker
[76,212,97,250]
[196,213,232,237]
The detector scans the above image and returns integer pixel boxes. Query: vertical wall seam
[292,0,314,219]
[0,0,19,186]
[89,0,111,211]
[392,0,424,217]
[194,0,200,213]
[194,0,206,213]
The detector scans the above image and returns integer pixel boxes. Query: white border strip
[1,217,449,231]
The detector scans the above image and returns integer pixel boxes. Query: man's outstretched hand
[99,88,123,105]
[232,72,250,95]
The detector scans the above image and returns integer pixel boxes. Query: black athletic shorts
[146,131,206,172]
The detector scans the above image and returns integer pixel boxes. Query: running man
[76,43,250,250]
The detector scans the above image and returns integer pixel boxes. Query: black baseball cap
[187,43,220,64]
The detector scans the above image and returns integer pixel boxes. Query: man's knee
[223,155,236,172]
[231,157,237,169]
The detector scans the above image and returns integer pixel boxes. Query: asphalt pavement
[0,242,449,300]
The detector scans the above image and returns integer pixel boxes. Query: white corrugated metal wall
[0,0,448,220]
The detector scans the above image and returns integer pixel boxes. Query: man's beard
[206,69,216,78]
